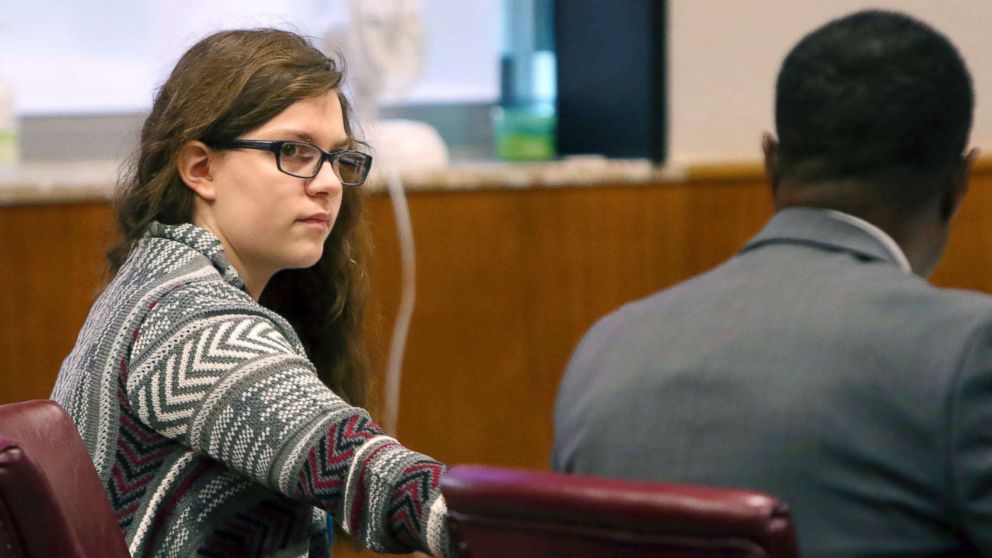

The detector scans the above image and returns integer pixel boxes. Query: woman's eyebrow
[268,129,350,150]
[267,129,314,142]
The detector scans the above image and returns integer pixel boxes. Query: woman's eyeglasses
[208,140,373,186]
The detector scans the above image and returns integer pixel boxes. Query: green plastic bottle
[493,0,556,162]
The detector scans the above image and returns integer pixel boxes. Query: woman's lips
[298,214,331,229]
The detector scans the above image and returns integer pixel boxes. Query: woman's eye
[281,144,300,157]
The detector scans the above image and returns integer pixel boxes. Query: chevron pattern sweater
[52,222,450,557]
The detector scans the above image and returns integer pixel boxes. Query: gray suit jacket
[552,207,992,557]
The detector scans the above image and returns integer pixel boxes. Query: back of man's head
[775,10,973,205]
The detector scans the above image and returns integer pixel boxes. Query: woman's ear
[177,140,218,201]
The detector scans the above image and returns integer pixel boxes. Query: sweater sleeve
[125,289,450,556]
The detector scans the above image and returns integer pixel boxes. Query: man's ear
[942,147,979,221]
[177,140,218,201]
[762,132,782,197]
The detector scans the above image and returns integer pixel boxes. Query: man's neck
[778,200,942,277]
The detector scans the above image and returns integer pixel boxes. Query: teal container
[493,102,556,161]
[495,0,556,161]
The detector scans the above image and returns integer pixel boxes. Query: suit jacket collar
[740,207,911,272]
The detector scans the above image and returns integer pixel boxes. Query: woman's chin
[284,249,325,271]
[299,254,324,270]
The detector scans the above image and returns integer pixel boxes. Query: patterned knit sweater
[51,222,450,558]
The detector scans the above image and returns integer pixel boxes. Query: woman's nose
[305,160,343,196]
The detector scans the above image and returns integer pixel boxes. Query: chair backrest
[441,465,800,558]
[0,400,129,558]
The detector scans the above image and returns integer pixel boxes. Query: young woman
[51,29,449,557]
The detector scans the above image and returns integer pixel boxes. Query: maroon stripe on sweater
[142,459,217,553]
[347,441,399,533]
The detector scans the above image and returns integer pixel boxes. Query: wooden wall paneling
[387,189,534,467]
[931,173,992,292]
[374,182,776,472]
[0,203,114,402]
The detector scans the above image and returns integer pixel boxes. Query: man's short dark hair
[776,10,973,183]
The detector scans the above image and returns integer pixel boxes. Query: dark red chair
[441,465,799,558]
[0,400,130,557]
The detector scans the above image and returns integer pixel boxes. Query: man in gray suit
[552,10,989,557]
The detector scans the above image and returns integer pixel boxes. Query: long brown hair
[109,28,369,406]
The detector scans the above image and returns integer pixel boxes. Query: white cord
[382,167,416,436]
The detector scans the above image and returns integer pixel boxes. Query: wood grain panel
[0,202,115,402]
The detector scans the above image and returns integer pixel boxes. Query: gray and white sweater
[52,222,449,557]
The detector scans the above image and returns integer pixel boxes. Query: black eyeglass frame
[208,139,373,186]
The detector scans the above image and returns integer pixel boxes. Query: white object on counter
[0,75,17,177]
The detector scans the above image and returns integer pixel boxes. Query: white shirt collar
[821,209,912,274]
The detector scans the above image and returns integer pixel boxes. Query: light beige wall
[668,0,992,165]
